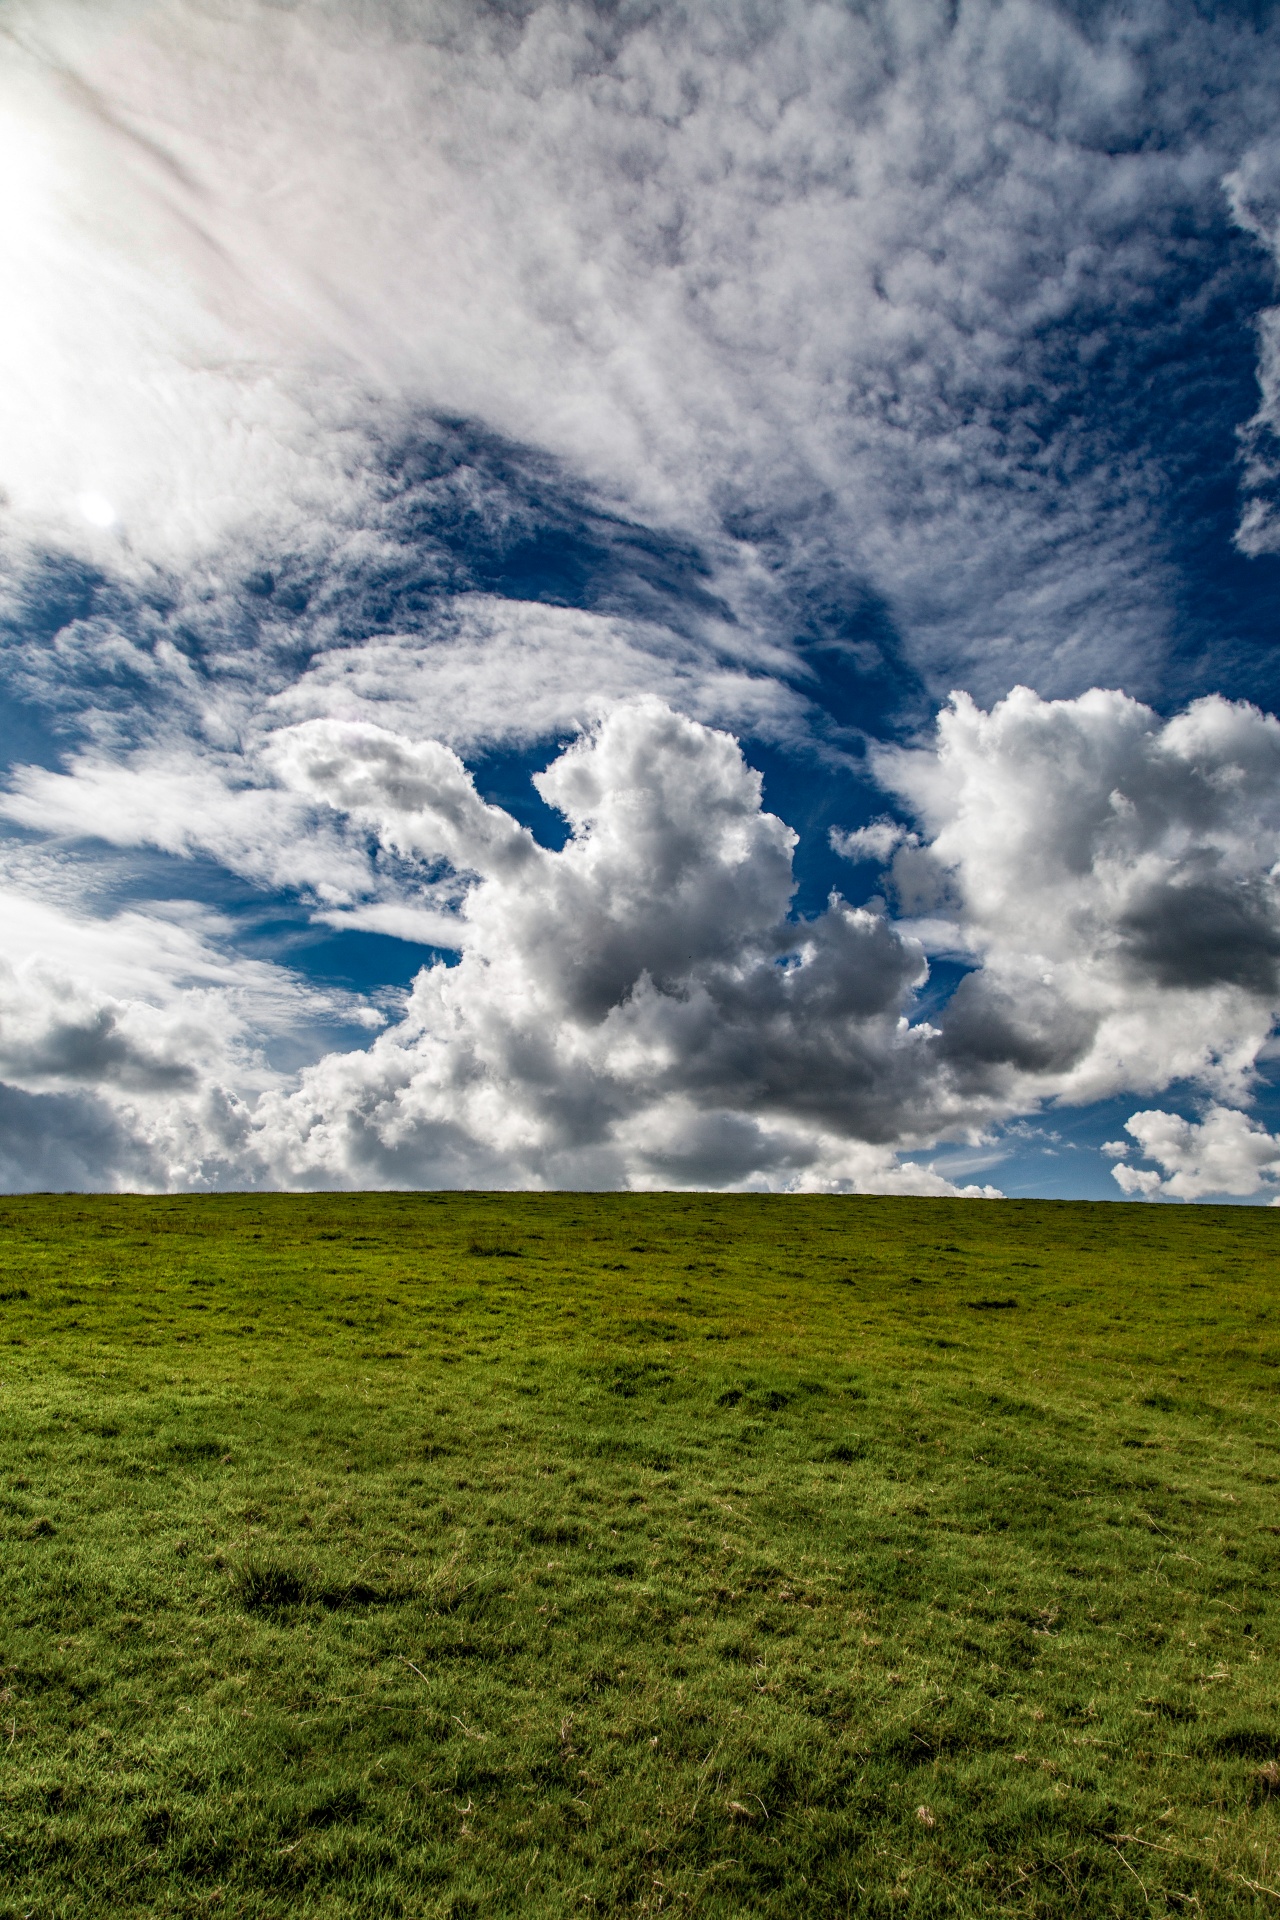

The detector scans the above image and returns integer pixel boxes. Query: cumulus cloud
[1112,1106,1280,1201]
[248,700,1006,1190]
[1,685,1278,1192]
[0,955,194,1093]
[830,819,917,865]
[252,687,1280,1192]
[876,685,1280,1109]
[267,720,542,881]
[0,1083,156,1194]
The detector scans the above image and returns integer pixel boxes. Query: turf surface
[2,1191,1279,1916]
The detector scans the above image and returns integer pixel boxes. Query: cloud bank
[1,689,1277,1194]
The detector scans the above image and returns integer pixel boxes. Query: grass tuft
[233,1557,314,1614]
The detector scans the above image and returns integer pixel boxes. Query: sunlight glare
[77,491,117,528]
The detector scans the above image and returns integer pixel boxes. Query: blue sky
[4,0,1280,1198]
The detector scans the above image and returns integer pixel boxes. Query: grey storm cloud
[0,1081,156,1193]
[935,974,1099,1081]
[1117,877,1280,998]
[0,1000,195,1091]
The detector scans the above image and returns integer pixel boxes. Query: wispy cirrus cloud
[4,0,1279,705]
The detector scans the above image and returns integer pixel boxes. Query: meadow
[1,1190,1278,1917]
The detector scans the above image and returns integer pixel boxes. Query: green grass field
[2,1191,1279,1917]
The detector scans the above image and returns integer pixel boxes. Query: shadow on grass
[232,1557,412,1615]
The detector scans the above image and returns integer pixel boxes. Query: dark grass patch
[165,1436,226,1462]
[606,1359,674,1396]
[1214,1727,1280,1758]
[233,1557,411,1614]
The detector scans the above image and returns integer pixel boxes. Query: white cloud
[0,876,378,1188]
[243,687,1280,1192]
[1226,138,1280,556]
[1113,1106,1280,1200]
[2,752,374,903]
[830,818,916,864]
[1,0,1276,703]
[271,596,806,753]
[248,699,993,1190]
[1,685,1278,1193]
[878,685,1280,1112]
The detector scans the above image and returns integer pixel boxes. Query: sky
[4,0,1280,1200]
